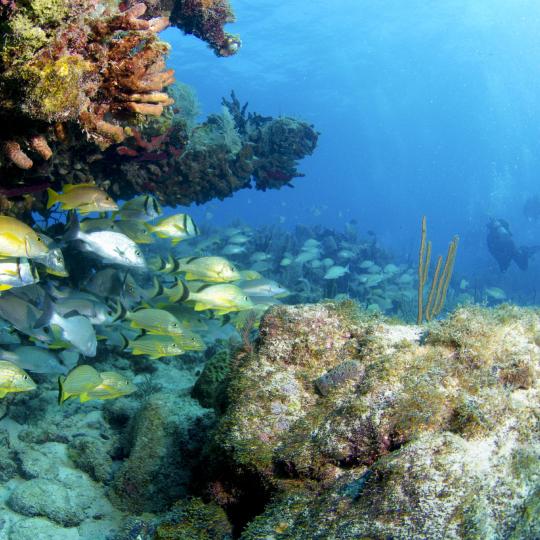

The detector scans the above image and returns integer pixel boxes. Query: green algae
[22,55,92,121]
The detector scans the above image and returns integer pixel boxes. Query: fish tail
[58,376,67,404]
[46,188,61,209]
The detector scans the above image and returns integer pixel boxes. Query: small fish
[146,213,199,245]
[58,364,102,404]
[295,250,320,264]
[34,235,68,277]
[250,252,272,263]
[178,256,241,282]
[0,292,50,342]
[303,238,321,248]
[228,233,250,244]
[115,220,154,244]
[485,287,506,300]
[54,296,122,325]
[337,249,355,260]
[321,258,334,268]
[83,371,136,401]
[48,312,98,357]
[323,265,350,280]
[66,216,146,268]
[280,257,292,267]
[79,217,119,233]
[0,257,39,291]
[188,283,254,315]
[124,334,187,359]
[0,346,67,374]
[0,360,36,398]
[221,244,246,255]
[0,216,49,259]
[115,195,163,221]
[238,270,263,280]
[47,183,118,214]
[126,308,187,336]
[238,279,289,298]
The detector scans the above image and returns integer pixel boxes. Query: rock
[211,303,540,538]
[8,517,79,540]
[112,392,214,513]
[155,498,232,539]
[191,349,231,410]
[7,476,105,526]
[67,436,113,483]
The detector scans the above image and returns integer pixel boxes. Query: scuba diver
[486,218,540,272]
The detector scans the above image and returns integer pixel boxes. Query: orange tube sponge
[3,141,33,169]
[29,135,53,160]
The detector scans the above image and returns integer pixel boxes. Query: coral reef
[0,0,318,219]
[170,0,241,57]
[201,302,540,538]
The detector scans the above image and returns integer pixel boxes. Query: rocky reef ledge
[204,301,540,539]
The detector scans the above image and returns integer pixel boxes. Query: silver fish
[0,345,67,374]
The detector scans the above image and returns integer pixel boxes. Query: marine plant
[417,215,459,323]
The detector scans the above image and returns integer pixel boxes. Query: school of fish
[0,184,290,403]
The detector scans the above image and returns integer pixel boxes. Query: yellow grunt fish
[178,256,241,282]
[0,257,39,291]
[127,307,187,336]
[83,371,136,401]
[146,213,199,245]
[0,360,36,398]
[47,183,118,214]
[188,283,254,315]
[115,220,155,244]
[115,194,162,222]
[124,334,186,360]
[58,364,102,404]
[0,216,49,259]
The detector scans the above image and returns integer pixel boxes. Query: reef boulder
[211,302,540,538]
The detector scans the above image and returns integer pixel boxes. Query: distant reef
[0,0,318,219]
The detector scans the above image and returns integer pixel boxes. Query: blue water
[163,1,540,302]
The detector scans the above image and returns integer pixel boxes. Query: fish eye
[23,375,28,380]
[135,250,141,256]
[172,322,177,327]
[37,237,42,242]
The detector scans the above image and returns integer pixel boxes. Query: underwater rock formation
[0,0,318,218]
[111,390,214,513]
[206,302,540,538]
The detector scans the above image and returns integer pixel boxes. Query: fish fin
[196,283,212,292]
[119,333,130,352]
[63,212,81,243]
[58,376,66,404]
[194,303,209,312]
[110,300,126,323]
[0,389,7,398]
[62,182,95,191]
[34,296,54,329]
[171,238,182,246]
[46,188,61,209]
[0,285,12,291]
[167,279,189,303]
[79,393,91,403]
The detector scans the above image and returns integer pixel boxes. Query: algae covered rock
[8,516,79,540]
[8,477,96,526]
[212,302,540,538]
[112,392,214,513]
[191,349,232,410]
[155,498,232,540]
